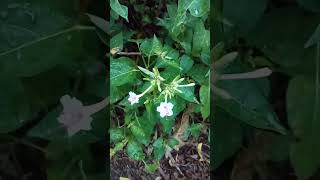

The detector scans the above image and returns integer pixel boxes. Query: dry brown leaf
[173,105,194,150]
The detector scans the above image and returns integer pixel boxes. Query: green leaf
[114,141,127,152]
[140,35,163,57]
[248,8,318,68]
[159,0,197,38]
[180,55,194,73]
[0,76,31,133]
[86,13,109,34]
[127,140,145,161]
[161,67,181,82]
[160,118,175,135]
[200,85,210,119]
[110,57,137,87]
[130,122,149,145]
[213,108,243,169]
[187,123,203,139]
[177,85,198,103]
[192,20,209,56]
[144,161,160,173]
[188,0,209,17]
[188,64,209,85]
[110,128,125,143]
[178,0,197,12]
[110,0,128,21]
[287,76,320,180]
[83,74,107,98]
[223,0,268,32]
[0,26,93,77]
[0,1,96,77]
[167,137,179,148]
[110,31,123,50]
[215,62,286,134]
[153,138,166,160]
[110,85,129,103]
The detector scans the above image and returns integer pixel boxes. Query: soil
[110,134,210,180]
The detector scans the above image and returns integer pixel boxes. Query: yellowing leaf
[197,143,204,161]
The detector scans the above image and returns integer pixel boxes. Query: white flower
[58,95,108,136]
[128,85,153,105]
[157,102,174,118]
[128,91,140,105]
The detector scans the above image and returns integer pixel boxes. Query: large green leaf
[213,108,243,169]
[110,57,137,87]
[0,1,95,77]
[223,0,268,33]
[86,13,109,34]
[200,85,210,119]
[153,137,166,160]
[159,0,198,38]
[110,0,128,21]
[192,19,210,59]
[287,76,320,180]
[140,35,163,57]
[0,76,31,133]
[110,31,123,50]
[110,128,125,143]
[126,140,145,161]
[177,85,198,103]
[130,122,149,145]
[215,62,286,134]
[188,64,209,85]
[248,8,319,68]
[180,55,194,73]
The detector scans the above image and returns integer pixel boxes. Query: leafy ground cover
[109,0,210,179]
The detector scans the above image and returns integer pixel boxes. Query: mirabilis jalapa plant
[109,0,210,173]
[128,66,196,117]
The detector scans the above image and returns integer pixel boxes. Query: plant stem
[219,68,272,80]
[116,52,141,55]
[84,96,109,115]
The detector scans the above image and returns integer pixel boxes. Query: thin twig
[116,52,141,56]
[158,166,169,180]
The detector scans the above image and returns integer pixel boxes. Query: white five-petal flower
[128,91,140,105]
[157,102,174,118]
[58,95,108,136]
[128,85,153,105]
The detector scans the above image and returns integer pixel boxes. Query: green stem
[219,68,272,80]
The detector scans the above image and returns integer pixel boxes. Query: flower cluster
[128,67,195,118]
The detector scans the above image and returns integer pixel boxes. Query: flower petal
[167,102,174,109]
